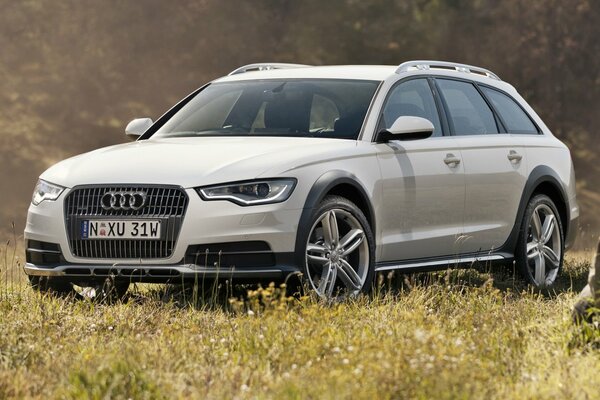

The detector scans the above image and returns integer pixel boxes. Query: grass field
[0,240,598,399]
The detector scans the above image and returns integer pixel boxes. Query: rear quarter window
[481,87,539,134]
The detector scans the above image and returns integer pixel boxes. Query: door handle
[444,153,461,167]
[507,150,523,163]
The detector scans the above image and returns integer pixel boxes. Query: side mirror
[125,118,153,140]
[377,116,434,142]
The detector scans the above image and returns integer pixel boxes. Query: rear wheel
[302,195,375,299]
[515,194,564,288]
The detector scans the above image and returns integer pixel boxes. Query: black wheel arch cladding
[294,171,376,266]
[499,165,570,256]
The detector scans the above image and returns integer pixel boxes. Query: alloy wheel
[305,209,369,298]
[526,204,562,287]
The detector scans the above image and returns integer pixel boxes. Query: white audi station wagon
[25,61,579,298]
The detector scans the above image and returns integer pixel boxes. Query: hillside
[1,0,600,246]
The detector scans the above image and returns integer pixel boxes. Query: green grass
[0,242,598,399]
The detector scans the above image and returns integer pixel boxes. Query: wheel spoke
[541,214,555,244]
[531,209,543,241]
[321,211,339,248]
[325,265,338,298]
[527,249,539,261]
[317,263,333,295]
[542,245,560,269]
[337,259,362,290]
[534,252,546,286]
[339,229,364,257]
[307,254,329,266]
[307,243,329,266]
[526,242,538,260]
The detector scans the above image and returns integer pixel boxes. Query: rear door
[435,78,529,253]
[375,78,466,262]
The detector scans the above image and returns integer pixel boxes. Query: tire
[300,195,375,299]
[514,194,564,289]
[28,275,74,296]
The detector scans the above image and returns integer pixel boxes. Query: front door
[375,78,466,262]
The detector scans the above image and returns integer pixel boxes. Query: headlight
[31,179,65,206]
[197,179,296,206]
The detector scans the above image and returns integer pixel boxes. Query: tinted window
[380,79,442,137]
[481,87,538,134]
[153,79,379,140]
[250,93,341,131]
[437,79,498,135]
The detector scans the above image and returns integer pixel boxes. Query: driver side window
[380,79,442,137]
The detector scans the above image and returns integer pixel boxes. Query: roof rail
[228,63,310,76]
[396,60,501,80]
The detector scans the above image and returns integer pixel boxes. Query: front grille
[65,185,188,259]
[65,186,187,217]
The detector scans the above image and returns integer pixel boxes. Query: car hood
[41,136,362,188]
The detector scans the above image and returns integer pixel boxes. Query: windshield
[153,79,380,140]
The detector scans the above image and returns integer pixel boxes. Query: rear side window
[481,87,538,134]
[437,79,498,135]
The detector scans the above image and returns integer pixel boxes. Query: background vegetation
[0,246,598,399]
[1,0,600,246]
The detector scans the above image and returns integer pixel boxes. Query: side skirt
[375,253,509,273]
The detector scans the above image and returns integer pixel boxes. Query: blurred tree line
[1,0,599,245]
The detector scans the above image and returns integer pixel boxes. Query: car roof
[214,65,398,82]
[211,62,518,96]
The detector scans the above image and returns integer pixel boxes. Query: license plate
[81,220,161,240]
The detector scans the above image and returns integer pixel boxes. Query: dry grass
[0,241,598,399]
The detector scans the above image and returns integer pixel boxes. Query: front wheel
[515,194,564,288]
[302,195,375,299]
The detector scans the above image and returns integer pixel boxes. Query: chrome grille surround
[64,185,189,259]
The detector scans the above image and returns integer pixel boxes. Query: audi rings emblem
[101,191,147,211]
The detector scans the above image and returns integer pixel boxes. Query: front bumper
[24,186,305,281]
[23,259,299,284]
[24,237,299,283]
[25,189,302,269]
